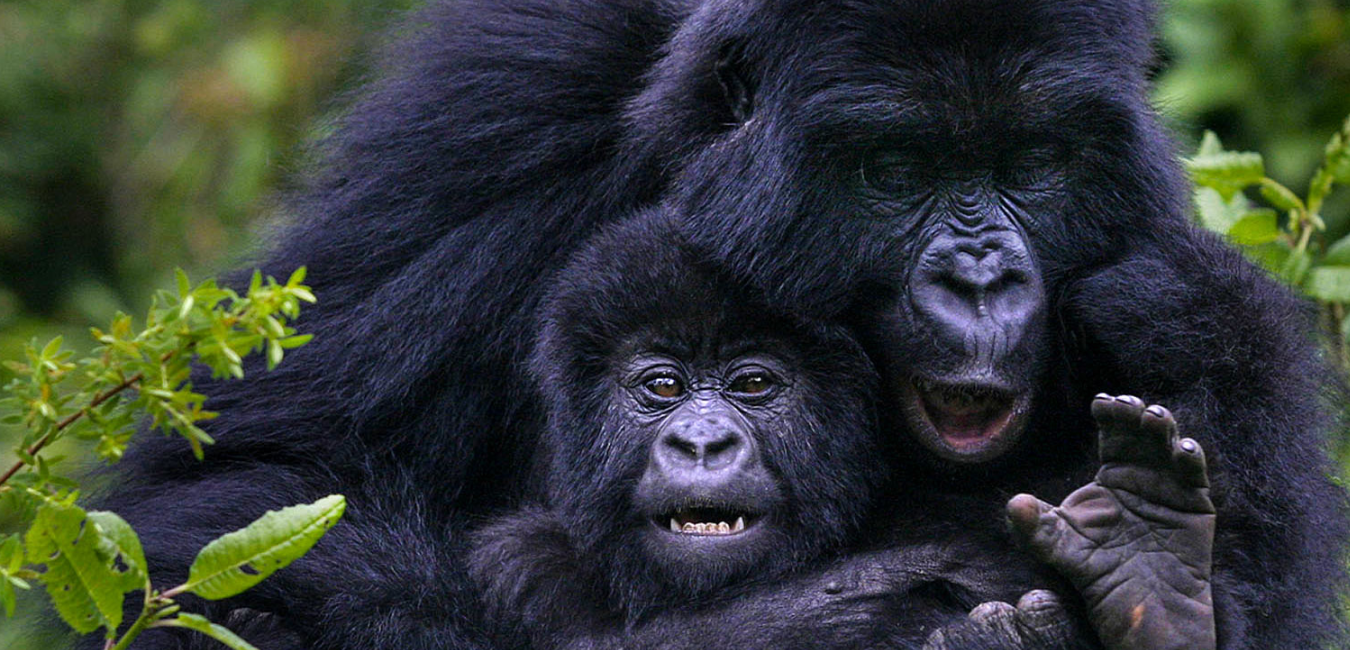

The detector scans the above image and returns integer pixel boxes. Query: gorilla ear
[714,42,754,123]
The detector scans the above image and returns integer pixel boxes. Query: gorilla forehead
[735,1,1149,143]
[694,0,1153,57]
[537,215,861,374]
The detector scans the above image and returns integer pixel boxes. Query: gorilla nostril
[702,436,743,469]
[665,436,699,459]
[658,427,746,470]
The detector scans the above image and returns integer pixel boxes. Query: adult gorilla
[94,1,1346,649]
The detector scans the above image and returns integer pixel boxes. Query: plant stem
[109,602,157,650]
[0,371,144,487]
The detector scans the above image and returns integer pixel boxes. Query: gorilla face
[627,345,798,575]
[628,0,1173,466]
[534,223,884,609]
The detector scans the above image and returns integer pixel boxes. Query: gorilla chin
[902,376,1033,464]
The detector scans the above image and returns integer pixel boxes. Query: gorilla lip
[907,377,1028,459]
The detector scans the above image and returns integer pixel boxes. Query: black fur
[88,1,1347,649]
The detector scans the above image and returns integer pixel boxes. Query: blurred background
[1,0,1348,647]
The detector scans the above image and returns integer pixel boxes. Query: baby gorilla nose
[654,415,752,474]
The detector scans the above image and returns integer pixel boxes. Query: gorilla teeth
[668,516,747,535]
[918,381,1009,415]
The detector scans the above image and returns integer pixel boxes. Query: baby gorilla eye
[644,375,685,399]
[727,371,775,397]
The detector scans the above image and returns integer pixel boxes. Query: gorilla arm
[470,508,1094,650]
[1065,233,1348,648]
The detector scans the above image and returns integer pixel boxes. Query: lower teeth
[668,517,747,534]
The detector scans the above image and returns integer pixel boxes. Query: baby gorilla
[468,217,889,646]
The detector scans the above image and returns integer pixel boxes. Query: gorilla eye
[727,371,775,397]
[860,152,928,198]
[1000,148,1064,190]
[644,376,685,400]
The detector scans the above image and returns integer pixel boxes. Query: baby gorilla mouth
[660,507,754,536]
[907,377,1029,462]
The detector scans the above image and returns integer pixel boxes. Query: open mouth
[907,377,1029,461]
[656,507,758,536]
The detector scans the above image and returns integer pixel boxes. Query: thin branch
[0,371,144,487]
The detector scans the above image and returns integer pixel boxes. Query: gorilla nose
[911,231,1044,349]
[654,417,752,474]
[946,244,1019,296]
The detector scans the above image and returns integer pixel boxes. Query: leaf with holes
[180,495,345,600]
[87,512,147,591]
[24,503,126,634]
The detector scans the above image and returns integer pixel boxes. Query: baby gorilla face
[534,219,885,608]
[625,350,791,573]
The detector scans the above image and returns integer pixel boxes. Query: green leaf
[170,613,262,650]
[87,512,147,591]
[277,334,313,350]
[1,535,22,573]
[1258,179,1303,212]
[287,266,307,287]
[40,336,65,360]
[181,495,346,600]
[1325,119,1350,184]
[289,287,316,304]
[25,503,126,634]
[0,535,26,617]
[1186,133,1265,200]
[1227,209,1280,244]
[1304,266,1350,303]
[176,269,191,298]
[1194,187,1253,235]
[1196,131,1224,157]
[0,583,13,618]
[1282,249,1313,286]
[266,340,283,371]
[1322,233,1350,266]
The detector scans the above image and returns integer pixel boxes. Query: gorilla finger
[1015,589,1065,618]
[1014,590,1075,642]
[1095,395,1164,465]
[1090,393,1145,427]
[969,601,1022,638]
[1141,403,1178,446]
[1007,494,1060,558]
[1173,436,1210,488]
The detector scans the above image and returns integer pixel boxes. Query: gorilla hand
[922,591,1079,650]
[1008,395,1216,650]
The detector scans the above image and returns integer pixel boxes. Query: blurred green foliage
[1156,0,1350,233]
[0,0,1347,648]
[0,0,414,367]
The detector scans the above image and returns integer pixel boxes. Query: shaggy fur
[90,1,1346,648]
